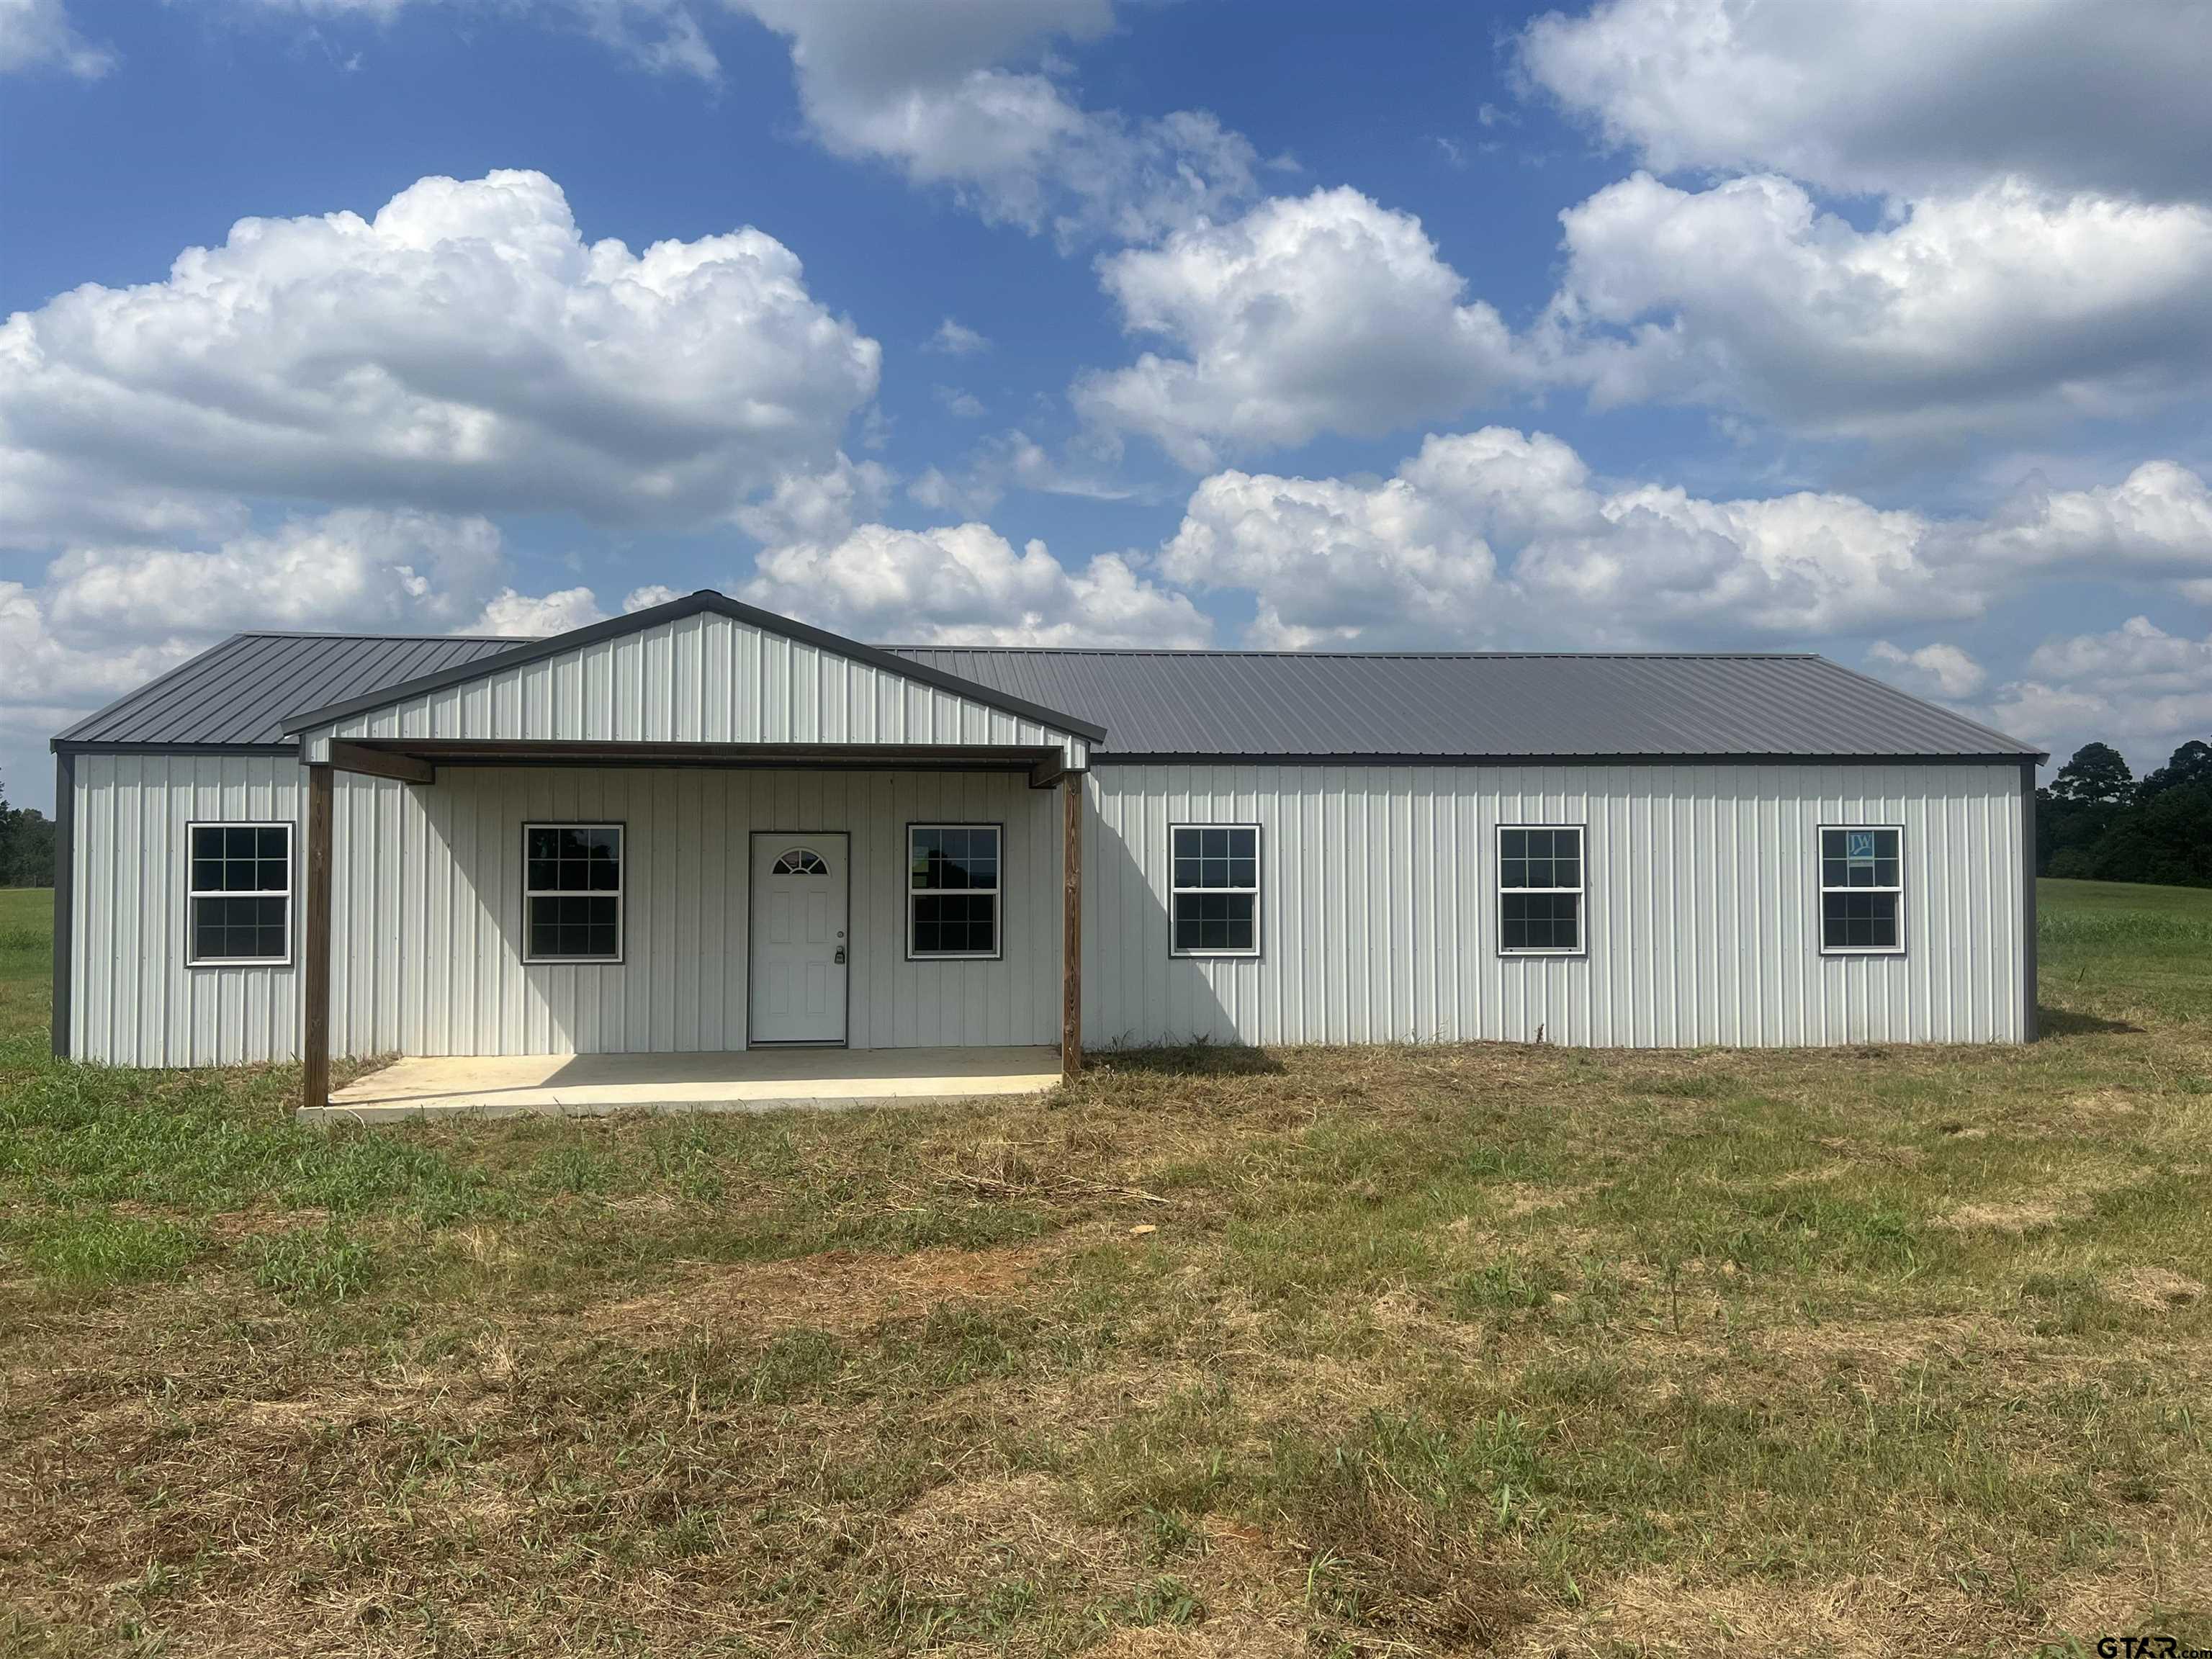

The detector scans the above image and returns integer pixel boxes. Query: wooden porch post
[1062,772,1082,1079]
[302,762,333,1114]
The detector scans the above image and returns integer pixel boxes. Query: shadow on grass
[1089,1043,1287,1079]
[2036,1004,2144,1037]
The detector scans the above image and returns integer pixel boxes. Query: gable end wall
[299,611,1089,765]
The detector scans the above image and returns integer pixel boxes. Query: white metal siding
[68,760,1060,1065]
[1082,762,2027,1048]
[300,611,1088,767]
[69,753,305,1066]
[329,766,1062,1056]
[67,755,2026,1067]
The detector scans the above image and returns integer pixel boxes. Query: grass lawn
[1,878,2208,1656]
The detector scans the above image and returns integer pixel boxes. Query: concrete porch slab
[307,1046,1063,1123]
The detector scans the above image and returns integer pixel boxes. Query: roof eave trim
[51,739,302,756]
[276,591,1111,743]
[1092,750,2049,766]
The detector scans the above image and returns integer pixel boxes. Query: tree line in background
[0,774,58,889]
[2038,739,2212,888]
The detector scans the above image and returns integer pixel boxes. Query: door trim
[746,830,851,1049]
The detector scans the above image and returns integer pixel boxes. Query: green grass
[0,878,2208,1656]
[2038,876,2212,1027]
[240,1221,381,1303]
[0,887,49,1043]
[6,1209,205,1287]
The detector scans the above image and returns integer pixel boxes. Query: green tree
[2049,742,2135,805]
[2112,782,2212,885]
[0,772,58,889]
[5,811,55,887]
[2137,739,2212,801]
[2041,736,2212,888]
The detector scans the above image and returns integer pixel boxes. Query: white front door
[749,833,848,1044]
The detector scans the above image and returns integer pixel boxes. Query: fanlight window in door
[771,848,829,876]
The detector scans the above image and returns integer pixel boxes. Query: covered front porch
[292,747,1086,1115]
[309,1044,1064,1123]
[279,593,1102,1117]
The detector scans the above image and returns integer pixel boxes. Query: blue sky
[5,0,2211,809]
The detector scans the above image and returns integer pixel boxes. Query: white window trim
[907,822,1003,961]
[1169,822,1262,959]
[522,822,626,966]
[1496,822,1587,958]
[1817,823,1907,957]
[184,820,295,968]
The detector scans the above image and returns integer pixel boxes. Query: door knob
[834,946,846,964]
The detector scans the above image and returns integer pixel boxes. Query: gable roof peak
[276,589,1108,742]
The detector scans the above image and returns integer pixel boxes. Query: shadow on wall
[1087,806,1254,1051]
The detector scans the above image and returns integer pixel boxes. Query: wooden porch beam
[302,763,333,1115]
[328,739,436,785]
[1029,753,1069,790]
[1062,773,1082,1079]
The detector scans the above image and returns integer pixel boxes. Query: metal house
[50,590,2046,1115]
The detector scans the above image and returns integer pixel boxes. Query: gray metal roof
[887,648,2044,760]
[56,632,518,747]
[52,627,2044,761]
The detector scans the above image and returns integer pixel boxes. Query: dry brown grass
[587,1236,1056,1341]
[6,881,2212,1654]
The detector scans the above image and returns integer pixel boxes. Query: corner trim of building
[2021,758,2038,1042]
[50,750,74,1060]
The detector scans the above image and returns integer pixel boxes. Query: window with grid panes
[1498,825,1584,954]
[1169,824,1259,956]
[186,823,293,964]
[909,824,1000,958]
[523,824,624,962]
[1819,826,1903,953]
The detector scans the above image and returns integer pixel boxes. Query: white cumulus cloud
[4,508,611,751]
[217,2,1256,243]
[729,0,1258,244]
[1159,460,1503,649]
[1161,427,2212,649]
[470,586,607,636]
[1969,461,2212,601]
[1987,616,2212,771]
[1543,173,2212,438]
[1865,641,1987,700]
[926,318,991,355]
[732,452,896,548]
[0,0,112,76]
[1075,188,1526,469]
[0,169,881,546]
[742,521,1210,647]
[1520,0,2212,204]
[40,508,505,639]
